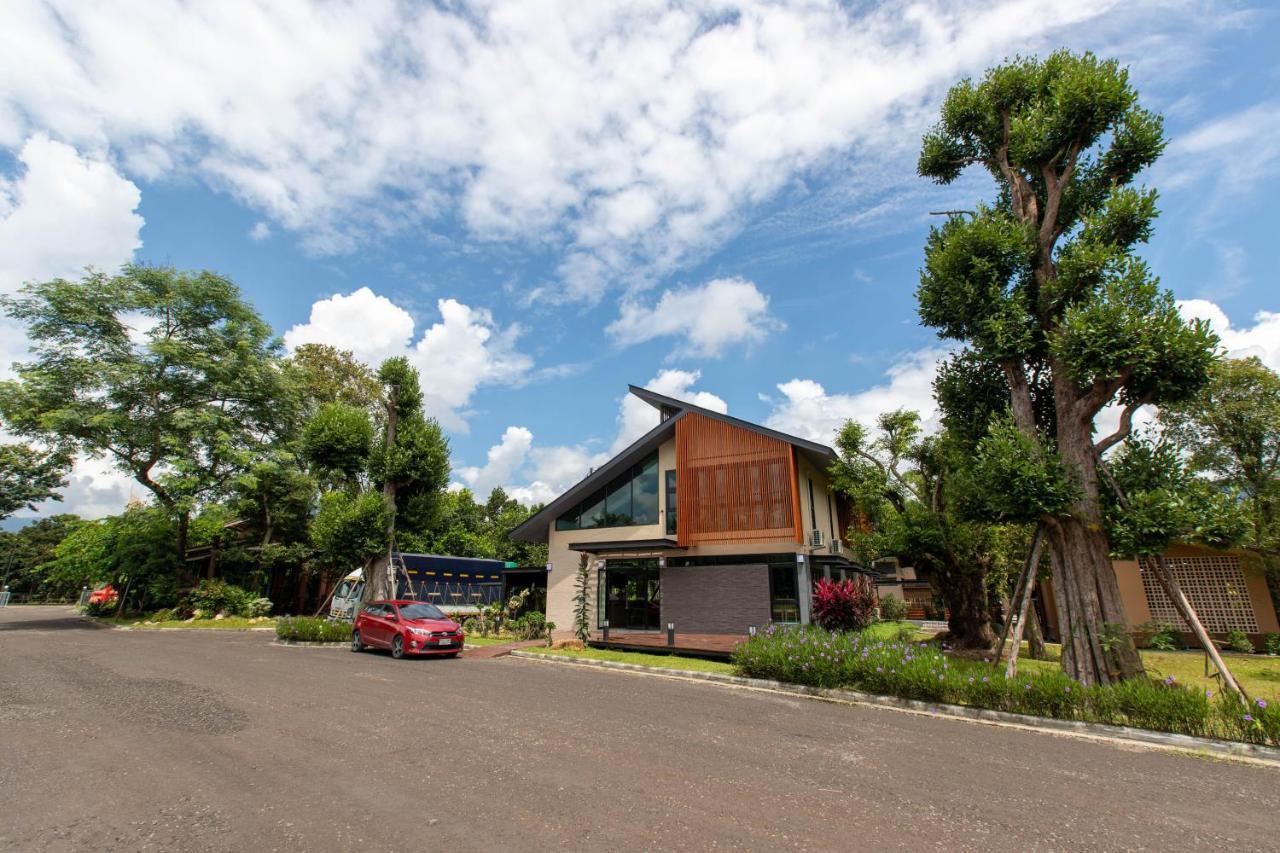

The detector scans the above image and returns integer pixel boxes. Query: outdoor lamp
[667,621,675,647]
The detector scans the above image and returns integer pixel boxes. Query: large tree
[0,443,70,520]
[917,52,1217,684]
[0,266,283,559]
[1160,356,1280,611]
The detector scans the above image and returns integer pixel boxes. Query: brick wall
[661,564,771,634]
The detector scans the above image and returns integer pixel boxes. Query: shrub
[83,598,115,617]
[730,624,1278,745]
[248,597,273,617]
[508,611,551,641]
[275,616,352,643]
[811,576,878,632]
[150,608,176,622]
[1264,633,1280,656]
[183,579,257,618]
[1138,621,1181,651]
[1225,629,1255,654]
[878,594,907,622]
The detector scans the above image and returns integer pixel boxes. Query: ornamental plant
[811,576,879,632]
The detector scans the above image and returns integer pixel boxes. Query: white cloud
[283,288,533,431]
[248,221,271,241]
[283,286,415,366]
[607,276,781,357]
[458,367,725,506]
[764,347,950,444]
[0,135,144,521]
[0,135,142,296]
[454,425,534,498]
[1178,298,1280,372]
[0,0,1155,301]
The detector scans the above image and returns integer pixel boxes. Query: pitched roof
[509,385,836,543]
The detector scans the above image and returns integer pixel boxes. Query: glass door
[601,560,661,629]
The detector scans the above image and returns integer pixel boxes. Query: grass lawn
[464,635,522,647]
[1013,642,1280,700]
[521,645,736,675]
[99,615,275,631]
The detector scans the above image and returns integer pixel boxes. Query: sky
[2,0,1279,522]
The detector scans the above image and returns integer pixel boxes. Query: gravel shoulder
[2,606,1277,852]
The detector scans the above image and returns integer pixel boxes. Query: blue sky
[2,0,1279,518]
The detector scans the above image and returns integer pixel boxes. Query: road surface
[1,605,1276,851]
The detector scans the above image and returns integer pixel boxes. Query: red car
[351,600,464,659]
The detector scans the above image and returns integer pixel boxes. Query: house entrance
[599,559,661,630]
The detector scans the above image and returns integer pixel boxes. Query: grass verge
[522,645,736,674]
[98,615,274,631]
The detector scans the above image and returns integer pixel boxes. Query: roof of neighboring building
[509,385,837,543]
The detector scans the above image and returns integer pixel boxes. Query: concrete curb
[272,639,348,648]
[509,651,1280,766]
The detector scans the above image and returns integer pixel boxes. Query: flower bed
[275,616,352,643]
[732,625,1279,746]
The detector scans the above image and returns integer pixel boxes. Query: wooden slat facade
[675,413,803,547]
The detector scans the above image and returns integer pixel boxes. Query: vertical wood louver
[675,412,803,546]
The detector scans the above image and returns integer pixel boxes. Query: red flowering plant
[810,575,878,632]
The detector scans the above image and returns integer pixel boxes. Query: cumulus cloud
[458,368,725,506]
[0,135,144,520]
[763,348,951,444]
[0,135,143,297]
[607,277,781,357]
[1178,298,1280,372]
[248,221,271,241]
[0,0,1151,300]
[283,288,533,431]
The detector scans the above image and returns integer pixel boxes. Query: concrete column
[797,555,812,624]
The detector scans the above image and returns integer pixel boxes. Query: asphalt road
[1,606,1277,852]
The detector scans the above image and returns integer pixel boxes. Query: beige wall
[796,456,839,545]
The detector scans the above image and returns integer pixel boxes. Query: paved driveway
[1,605,1277,851]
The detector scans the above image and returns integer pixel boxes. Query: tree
[39,503,181,608]
[0,514,85,595]
[830,411,1004,650]
[573,553,592,641]
[0,443,70,520]
[0,266,283,560]
[917,51,1217,684]
[1160,357,1280,612]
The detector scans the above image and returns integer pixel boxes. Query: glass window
[555,508,579,531]
[579,489,606,529]
[632,455,659,525]
[769,565,800,623]
[605,480,631,525]
[664,469,677,535]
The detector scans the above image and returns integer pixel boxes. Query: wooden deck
[587,630,746,660]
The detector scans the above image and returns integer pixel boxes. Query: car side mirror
[385,614,398,621]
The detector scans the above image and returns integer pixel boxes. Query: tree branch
[1093,398,1149,455]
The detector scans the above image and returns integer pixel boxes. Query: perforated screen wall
[1141,555,1258,633]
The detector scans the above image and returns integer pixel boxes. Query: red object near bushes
[811,576,878,632]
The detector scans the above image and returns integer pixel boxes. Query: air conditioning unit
[829,538,843,555]
[809,529,824,548]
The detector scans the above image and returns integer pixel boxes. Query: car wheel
[391,634,406,660]
[351,629,364,652]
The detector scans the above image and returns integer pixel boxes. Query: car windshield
[398,603,447,621]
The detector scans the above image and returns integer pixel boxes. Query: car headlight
[408,627,431,636]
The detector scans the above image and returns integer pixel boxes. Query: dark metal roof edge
[627,384,836,461]
[508,413,683,543]
[567,538,683,552]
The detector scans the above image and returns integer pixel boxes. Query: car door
[360,603,387,647]
[380,604,402,648]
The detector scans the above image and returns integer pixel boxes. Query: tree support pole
[1143,554,1246,700]
[993,524,1042,667]
[1005,528,1045,679]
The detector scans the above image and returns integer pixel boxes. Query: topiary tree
[573,553,592,641]
[917,51,1218,684]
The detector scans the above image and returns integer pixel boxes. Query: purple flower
[1025,684,1032,690]
[1064,686,1071,693]
[1244,714,1255,723]
[1205,690,1213,699]
[968,677,975,684]
[1257,698,1268,709]
[982,676,990,683]
[1163,675,1176,685]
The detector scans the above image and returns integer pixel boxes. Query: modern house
[510,385,861,638]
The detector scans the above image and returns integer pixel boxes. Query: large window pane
[555,508,579,531]
[664,469,677,535]
[632,455,659,525]
[605,480,631,524]
[770,564,800,623]
[580,489,606,528]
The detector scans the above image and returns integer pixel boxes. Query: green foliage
[282,343,380,420]
[0,514,86,596]
[181,579,258,618]
[1264,634,1280,656]
[82,597,117,617]
[507,611,554,641]
[248,597,274,617]
[40,504,180,608]
[1137,621,1182,651]
[1225,629,1255,654]
[0,443,70,520]
[968,417,1077,521]
[275,616,352,643]
[878,594,907,622]
[302,403,374,484]
[310,491,388,573]
[732,626,1276,744]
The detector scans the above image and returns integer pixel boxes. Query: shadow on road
[0,607,110,632]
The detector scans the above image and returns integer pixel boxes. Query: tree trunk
[1044,392,1145,684]
[176,511,191,573]
[939,565,996,650]
[1025,601,1047,660]
[362,396,398,606]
